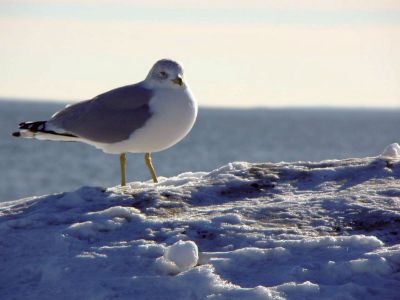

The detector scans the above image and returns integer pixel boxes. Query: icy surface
[1,155,400,299]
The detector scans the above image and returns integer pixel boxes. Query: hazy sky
[1,0,399,107]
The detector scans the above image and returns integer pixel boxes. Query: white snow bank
[1,155,399,299]
[380,143,400,158]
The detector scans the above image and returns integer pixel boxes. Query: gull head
[146,59,185,89]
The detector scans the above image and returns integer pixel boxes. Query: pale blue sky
[1,0,400,107]
[2,2,399,25]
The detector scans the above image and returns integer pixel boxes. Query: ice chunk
[156,240,199,274]
[380,143,400,158]
[166,240,199,270]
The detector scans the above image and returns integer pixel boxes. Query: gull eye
[159,71,168,79]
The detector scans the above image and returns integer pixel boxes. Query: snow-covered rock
[380,143,400,159]
[0,155,399,300]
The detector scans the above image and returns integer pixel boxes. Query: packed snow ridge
[1,145,399,300]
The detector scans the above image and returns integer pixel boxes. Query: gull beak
[171,76,183,86]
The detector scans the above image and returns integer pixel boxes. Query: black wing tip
[18,120,46,130]
[12,132,21,137]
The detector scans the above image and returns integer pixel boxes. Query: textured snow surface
[1,156,400,300]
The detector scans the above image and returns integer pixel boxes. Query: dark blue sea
[1,100,399,202]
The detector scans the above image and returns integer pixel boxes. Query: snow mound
[156,240,199,274]
[380,143,400,158]
[67,206,145,239]
[1,155,400,299]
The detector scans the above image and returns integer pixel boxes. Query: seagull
[12,59,198,186]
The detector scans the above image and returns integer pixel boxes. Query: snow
[380,143,400,158]
[156,240,199,274]
[0,148,399,299]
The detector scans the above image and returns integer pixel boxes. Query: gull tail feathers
[12,121,79,141]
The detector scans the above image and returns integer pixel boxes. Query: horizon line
[0,97,399,110]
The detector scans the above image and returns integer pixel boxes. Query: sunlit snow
[380,143,400,159]
[0,148,399,299]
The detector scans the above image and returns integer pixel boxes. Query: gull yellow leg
[120,153,126,186]
[145,152,158,183]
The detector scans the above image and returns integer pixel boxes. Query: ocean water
[1,100,399,202]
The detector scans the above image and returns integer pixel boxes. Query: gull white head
[146,59,185,89]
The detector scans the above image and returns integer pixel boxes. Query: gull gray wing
[49,83,153,143]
